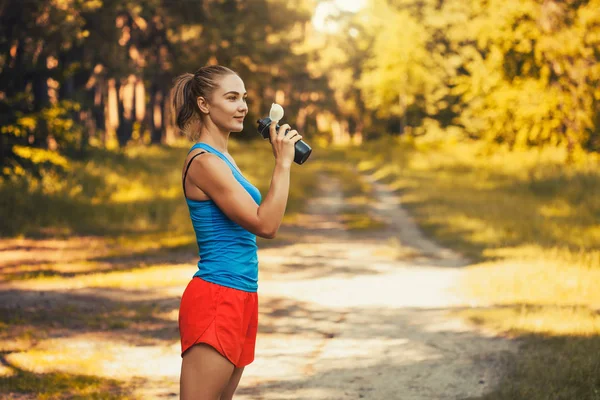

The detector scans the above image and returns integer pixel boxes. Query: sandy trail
[236,172,516,400]
[0,170,516,399]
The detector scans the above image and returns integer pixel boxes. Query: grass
[0,145,187,237]
[5,264,192,291]
[0,139,320,238]
[343,136,600,399]
[0,367,135,400]
[473,336,600,399]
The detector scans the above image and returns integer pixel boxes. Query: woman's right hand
[269,121,303,167]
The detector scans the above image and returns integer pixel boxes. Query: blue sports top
[184,142,262,292]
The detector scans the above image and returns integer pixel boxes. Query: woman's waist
[196,239,257,256]
[194,260,258,292]
[196,244,258,266]
[192,224,256,241]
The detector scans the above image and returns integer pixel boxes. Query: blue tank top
[185,142,262,292]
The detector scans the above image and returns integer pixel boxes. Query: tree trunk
[6,36,27,97]
[148,85,158,144]
[115,77,134,148]
[93,78,106,133]
[0,133,4,168]
[78,110,94,157]
[150,88,165,144]
[32,57,50,148]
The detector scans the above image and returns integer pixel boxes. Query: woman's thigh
[180,343,235,400]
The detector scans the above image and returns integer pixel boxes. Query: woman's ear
[197,96,210,114]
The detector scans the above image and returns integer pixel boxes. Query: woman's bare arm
[187,122,302,239]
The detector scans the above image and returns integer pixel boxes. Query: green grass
[0,139,320,238]
[470,336,600,400]
[342,136,600,400]
[345,137,600,267]
[0,366,135,400]
[0,144,189,237]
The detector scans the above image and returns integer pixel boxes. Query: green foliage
[0,0,330,177]
[360,2,443,119]
[42,101,83,148]
[1,102,83,178]
[319,0,600,151]
[452,0,600,152]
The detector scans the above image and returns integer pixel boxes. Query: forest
[2,0,599,181]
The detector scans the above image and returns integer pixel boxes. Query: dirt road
[235,172,516,400]
[0,170,516,399]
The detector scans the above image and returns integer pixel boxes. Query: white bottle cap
[269,103,284,122]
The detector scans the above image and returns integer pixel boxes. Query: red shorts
[178,277,258,368]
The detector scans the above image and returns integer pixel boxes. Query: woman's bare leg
[220,367,244,400]
[180,344,235,400]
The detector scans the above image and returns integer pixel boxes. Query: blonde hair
[171,65,238,141]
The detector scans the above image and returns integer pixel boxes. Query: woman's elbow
[256,227,277,239]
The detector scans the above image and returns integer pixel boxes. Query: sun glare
[312,0,366,32]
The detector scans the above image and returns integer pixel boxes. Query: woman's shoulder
[187,151,228,174]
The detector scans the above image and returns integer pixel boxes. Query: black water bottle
[256,117,312,165]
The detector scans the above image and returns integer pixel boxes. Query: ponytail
[172,73,201,141]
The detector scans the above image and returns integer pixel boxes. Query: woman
[173,65,302,400]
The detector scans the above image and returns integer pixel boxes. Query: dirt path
[0,169,516,399]
[237,172,516,400]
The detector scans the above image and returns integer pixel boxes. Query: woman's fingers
[286,130,299,140]
[277,124,291,140]
[269,121,302,165]
[269,120,278,142]
[288,131,302,140]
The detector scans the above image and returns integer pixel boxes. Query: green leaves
[343,0,600,152]
[0,0,326,177]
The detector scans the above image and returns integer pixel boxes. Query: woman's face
[204,74,248,133]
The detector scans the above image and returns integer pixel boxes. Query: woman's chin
[231,123,245,133]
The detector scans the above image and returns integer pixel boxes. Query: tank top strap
[188,142,216,155]
[188,142,245,179]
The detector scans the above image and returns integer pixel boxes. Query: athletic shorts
[178,277,258,368]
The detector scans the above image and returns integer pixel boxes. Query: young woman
[173,65,302,400]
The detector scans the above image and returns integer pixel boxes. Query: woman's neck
[197,128,230,153]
